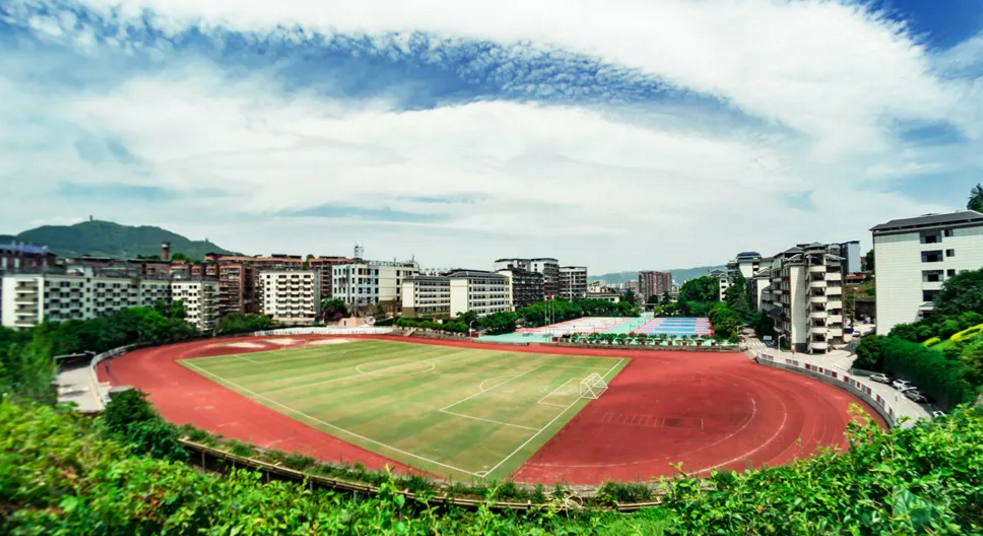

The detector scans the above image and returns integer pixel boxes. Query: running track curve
[99,335,884,484]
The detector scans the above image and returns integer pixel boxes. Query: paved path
[744,336,931,428]
[56,364,105,413]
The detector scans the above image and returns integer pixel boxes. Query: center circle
[355,359,436,376]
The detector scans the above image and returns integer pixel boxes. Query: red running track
[100,335,884,484]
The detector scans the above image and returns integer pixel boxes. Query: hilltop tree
[968,183,983,213]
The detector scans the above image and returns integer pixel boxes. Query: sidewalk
[744,336,930,428]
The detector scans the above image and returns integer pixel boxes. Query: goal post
[579,372,608,400]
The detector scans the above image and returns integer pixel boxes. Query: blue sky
[0,0,981,273]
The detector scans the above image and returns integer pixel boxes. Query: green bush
[879,338,973,410]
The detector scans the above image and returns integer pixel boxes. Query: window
[944,229,953,237]
[923,290,941,302]
[946,249,955,257]
[948,269,956,277]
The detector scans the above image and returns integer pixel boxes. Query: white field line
[537,378,576,406]
[182,360,481,477]
[482,358,626,478]
[538,402,569,408]
[438,409,540,431]
[235,355,261,364]
[440,364,545,412]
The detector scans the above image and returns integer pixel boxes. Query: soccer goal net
[579,373,608,400]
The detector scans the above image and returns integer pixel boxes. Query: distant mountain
[3,220,238,260]
[591,265,726,285]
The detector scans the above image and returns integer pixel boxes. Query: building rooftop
[735,251,761,259]
[870,210,983,233]
[0,243,51,255]
[448,270,508,279]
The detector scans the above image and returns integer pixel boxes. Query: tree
[659,291,672,306]
[622,289,637,306]
[458,310,480,329]
[724,272,751,321]
[854,335,886,370]
[865,249,874,272]
[677,276,719,316]
[647,294,660,305]
[933,267,983,317]
[481,312,519,335]
[968,183,983,213]
[320,299,349,323]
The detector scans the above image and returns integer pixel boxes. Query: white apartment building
[558,266,588,300]
[401,270,511,318]
[332,261,419,308]
[257,270,320,322]
[759,243,846,353]
[2,268,180,330]
[493,257,559,297]
[871,211,983,335]
[709,268,730,300]
[172,280,220,331]
[400,275,451,318]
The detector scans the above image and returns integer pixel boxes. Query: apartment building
[400,275,451,318]
[558,266,588,300]
[709,268,730,300]
[496,268,544,310]
[309,256,353,299]
[172,279,220,331]
[726,252,764,280]
[493,258,559,297]
[1,267,175,330]
[759,243,845,353]
[871,211,983,335]
[401,270,511,318]
[638,271,672,301]
[257,270,320,322]
[0,243,57,322]
[216,263,255,315]
[836,241,862,275]
[332,261,419,308]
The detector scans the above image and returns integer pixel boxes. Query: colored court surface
[177,339,627,480]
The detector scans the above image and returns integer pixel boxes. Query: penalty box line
[181,360,482,478]
[482,358,626,479]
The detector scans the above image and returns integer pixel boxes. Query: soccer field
[179,339,628,480]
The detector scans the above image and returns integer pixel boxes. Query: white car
[892,380,914,391]
[869,373,890,384]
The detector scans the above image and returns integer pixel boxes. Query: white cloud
[60,0,963,157]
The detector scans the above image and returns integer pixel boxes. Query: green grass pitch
[178,339,628,480]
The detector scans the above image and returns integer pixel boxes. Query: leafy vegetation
[396,317,470,333]
[518,298,638,328]
[4,396,983,534]
[319,298,350,323]
[217,312,275,335]
[968,182,983,213]
[11,219,236,259]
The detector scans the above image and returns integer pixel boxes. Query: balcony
[808,280,826,288]
[827,314,842,323]
[828,328,843,337]
[809,295,828,304]
[922,280,943,291]
[809,310,828,319]
[825,272,841,281]
[808,265,826,273]
[810,326,829,335]
[827,300,843,309]
[826,286,842,296]
[809,341,829,351]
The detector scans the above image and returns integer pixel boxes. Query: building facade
[493,258,559,297]
[496,268,544,310]
[401,275,451,318]
[332,261,419,309]
[758,243,846,353]
[172,279,220,331]
[401,270,511,318]
[836,241,862,275]
[257,270,321,322]
[871,211,983,335]
[1,267,182,330]
[638,271,672,301]
[558,266,588,300]
[709,268,730,300]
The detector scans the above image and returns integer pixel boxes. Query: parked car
[932,411,946,418]
[869,373,890,384]
[904,390,928,403]
[892,379,914,391]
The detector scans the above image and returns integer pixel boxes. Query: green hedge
[879,337,974,409]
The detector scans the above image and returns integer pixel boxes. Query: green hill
[591,265,726,285]
[6,220,237,260]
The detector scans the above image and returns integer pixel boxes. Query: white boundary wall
[754,350,902,428]
[253,327,395,336]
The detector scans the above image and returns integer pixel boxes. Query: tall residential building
[493,257,560,297]
[726,251,764,280]
[497,268,545,310]
[2,267,175,330]
[558,266,588,300]
[309,256,353,299]
[257,270,320,322]
[709,268,730,300]
[172,279,220,331]
[333,261,419,309]
[217,263,255,315]
[638,271,672,301]
[870,211,983,335]
[0,243,57,322]
[759,243,845,353]
[401,270,511,319]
